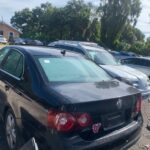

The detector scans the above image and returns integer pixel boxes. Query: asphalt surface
[0,101,150,150]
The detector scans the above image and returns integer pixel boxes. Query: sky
[0,0,150,37]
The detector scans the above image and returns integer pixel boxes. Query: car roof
[50,40,107,52]
[81,45,106,52]
[50,40,98,47]
[122,56,150,60]
[6,45,84,57]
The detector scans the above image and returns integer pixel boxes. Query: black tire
[4,109,22,150]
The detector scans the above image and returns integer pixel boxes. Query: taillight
[55,113,75,132]
[135,95,142,113]
[48,111,92,132]
[77,113,92,127]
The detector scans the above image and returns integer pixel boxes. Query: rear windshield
[35,56,111,83]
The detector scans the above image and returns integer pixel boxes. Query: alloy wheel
[5,113,16,149]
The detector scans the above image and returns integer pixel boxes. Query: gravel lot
[129,100,150,150]
[0,100,150,150]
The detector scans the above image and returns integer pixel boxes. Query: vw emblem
[117,99,122,109]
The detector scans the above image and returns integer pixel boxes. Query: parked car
[14,38,26,45]
[0,35,7,44]
[24,39,43,46]
[121,57,150,78]
[23,38,33,45]
[110,50,138,60]
[49,40,150,101]
[0,46,143,150]
[32,40,43,46]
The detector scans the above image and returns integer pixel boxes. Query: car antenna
[61,50,66,56]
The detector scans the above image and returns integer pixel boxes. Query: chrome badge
[116,99,123,109]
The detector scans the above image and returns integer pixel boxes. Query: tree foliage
[11,0,100,42]
[11,0,150,55]
[98,0,142,48]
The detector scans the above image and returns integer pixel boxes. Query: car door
[0,49,25,120]
[0,47,10,116]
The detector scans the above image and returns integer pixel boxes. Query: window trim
[0,48,25,81]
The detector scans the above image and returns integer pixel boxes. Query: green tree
[64,0,93,40]
[129,41,145,54]
[120,25,144,45]
[11,8,33,37]
[144,37,150,55]
[99,0,142,49]
[11,0,101,42]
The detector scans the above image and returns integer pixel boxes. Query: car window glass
[73,47,84,54]
[2,50,23,78]
[133,59,144,65]
[37,57,111,82]
[122,59,135,64]
[142,60,150,67]
[0,48,10,64]
[15,56,23,77]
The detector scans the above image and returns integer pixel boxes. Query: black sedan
[0,46,143,150]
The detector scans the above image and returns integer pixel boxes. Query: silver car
[49,40,150,101]
[0,35,7,44]
[121,57,150,79]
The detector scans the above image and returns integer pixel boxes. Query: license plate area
[101,112,125,131]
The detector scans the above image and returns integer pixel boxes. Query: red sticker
[92,123,101,134]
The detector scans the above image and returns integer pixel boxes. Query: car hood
[101,65,148,81]
[49,81,139,104]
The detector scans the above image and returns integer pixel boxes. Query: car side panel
[126,64,150,77]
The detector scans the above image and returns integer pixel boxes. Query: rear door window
[122,59,134,64]
[142,60,150,67]
[0,47,10,65]
[133,58,145,66]
[2,50,24,78]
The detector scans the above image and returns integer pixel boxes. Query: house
[0,21,22,41]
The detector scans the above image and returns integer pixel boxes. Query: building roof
[0,21,22,34]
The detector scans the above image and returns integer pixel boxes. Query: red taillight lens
[48,111,75,132]
[48,111,92,132]
[55,113,76,132]
[135,96,142,113]
[77,113,92,127]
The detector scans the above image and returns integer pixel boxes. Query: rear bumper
[42,116,143,150]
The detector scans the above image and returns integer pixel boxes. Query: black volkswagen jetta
[0,46,143,150]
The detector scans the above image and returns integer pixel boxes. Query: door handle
[5,85,10,91]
